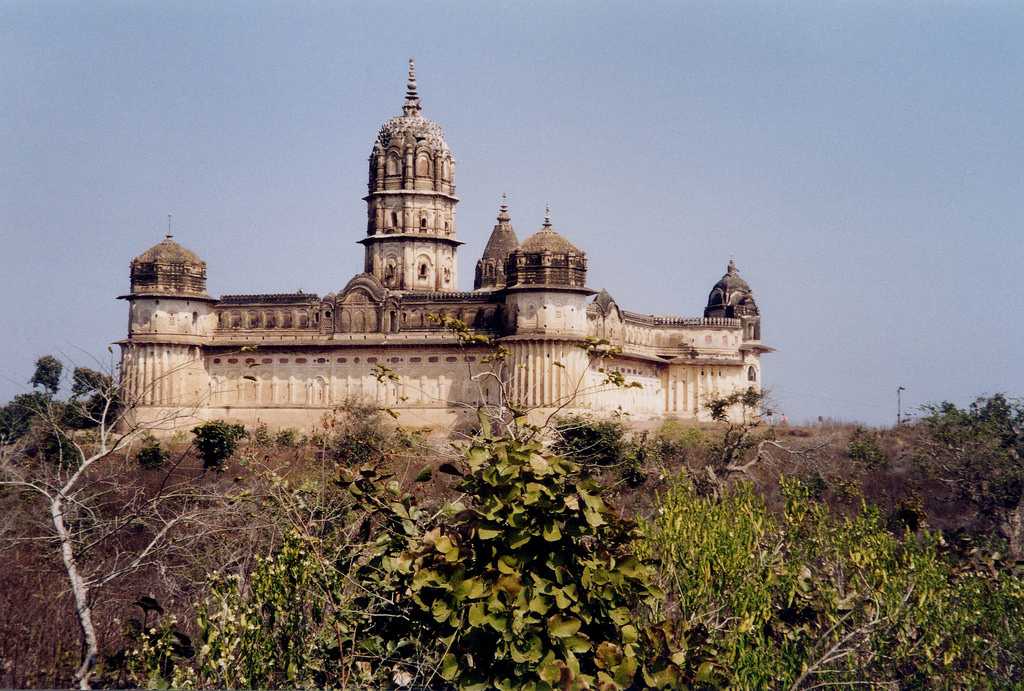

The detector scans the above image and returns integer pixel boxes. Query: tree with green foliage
[29,355,63,395]
[918,394,1024,558]
[131,419,686,689]
[640,474,1024,687]
[191,420,246,470]
[136,435,168,469]
[346,425,678,689]
[552,414,626,469]
[0,391,52,443]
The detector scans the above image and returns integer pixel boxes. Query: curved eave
[363,189,460,203]
[117,292,218,303]
[117,334,210,346]
[740,343,776,354]
[503,284,597,296]
[358,234,464,247]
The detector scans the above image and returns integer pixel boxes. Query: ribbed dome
[130,235,208,296]
[518,210,581,255]
[132,236,203,265]
[505,208,588,289]
[375,59,450,153]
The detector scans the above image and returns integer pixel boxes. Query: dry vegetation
[1,350,1022,687]
[1,407,1021,687]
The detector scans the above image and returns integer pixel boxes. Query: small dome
[713,259,750,293]
[505,208,588,289]
[705,259,758,318]
[132,236,203,265]
[518,209,582,255]
[130,235,208,296]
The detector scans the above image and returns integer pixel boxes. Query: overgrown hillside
[1,355,1023,688]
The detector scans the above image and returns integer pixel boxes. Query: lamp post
[897,386,906,426]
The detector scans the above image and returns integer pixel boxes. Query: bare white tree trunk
[51,493,98,689]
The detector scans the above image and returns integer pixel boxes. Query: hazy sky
[2,1,1022,424]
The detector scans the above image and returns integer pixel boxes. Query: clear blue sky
[2,1,1021,424]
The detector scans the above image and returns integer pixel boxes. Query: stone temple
[117,61,772,431]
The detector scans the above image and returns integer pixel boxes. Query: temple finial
[166,213,173,240]
[497,193,510,223]
[403,58,422,116]
[727,258,737,274]
[543,205,551,228]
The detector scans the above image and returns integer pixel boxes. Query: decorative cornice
[219,293,321,305]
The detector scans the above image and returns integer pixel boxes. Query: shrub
[620,432,658,487]
[551,414,626,469]
[342,428,683,689]
[639,474,1024,687]
[654,420,706,463]
[274,427,300,448]
[323,401,396,466]
[847,426,887,468]
[191,420,246,470]
[138,424,687,689]
[249,423,273,448]
[136,435,168,469]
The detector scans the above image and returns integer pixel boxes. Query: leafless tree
[0,352,216,689]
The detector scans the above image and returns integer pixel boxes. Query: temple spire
[403,58,422,116]
[543,205,552,228]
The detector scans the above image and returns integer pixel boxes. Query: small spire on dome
[727,258,738,274]
[166,213,173,240]
[497,193,510,223]
[543,205,552,228]
[403,58,422,116]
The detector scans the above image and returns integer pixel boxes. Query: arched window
[415,153,431,177]
[420,216,428,229]
[419,263,429,279]
[747,366,757,382]
[390,211,399,229]
[386,153,400,176]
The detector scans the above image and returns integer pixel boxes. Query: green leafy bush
[323,400,397,466]
[134,424,686,689]
[274,427,300,448]
[136,435,168,469]
[343,428,682,689]
[552,414,626,469]
[191,420,246,470]
[847,426,887,468]
[639,474,1024,687]
[917,394,1024,556]
[249,422,273,448]
[654,420,706,460]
